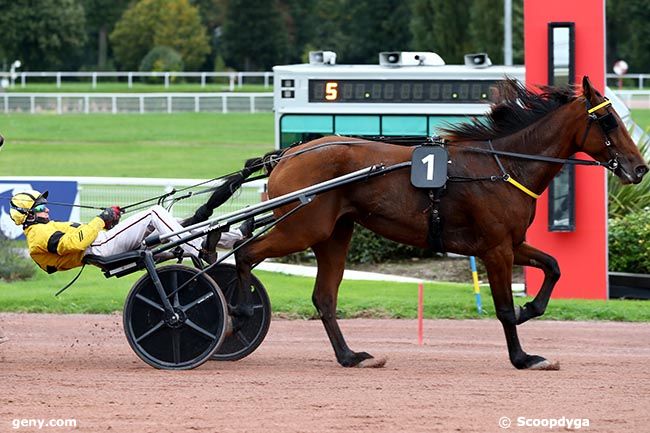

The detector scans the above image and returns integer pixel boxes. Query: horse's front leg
[482,243,560,370]
[311,219,386,368]
[513,242,561,325]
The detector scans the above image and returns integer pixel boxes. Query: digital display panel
[308,79,500,103]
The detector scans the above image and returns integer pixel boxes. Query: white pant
[85,205,242,258]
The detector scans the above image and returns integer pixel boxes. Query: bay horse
[235,76,648,370]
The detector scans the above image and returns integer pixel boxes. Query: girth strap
[425,189,445,253]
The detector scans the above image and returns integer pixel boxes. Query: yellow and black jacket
[23,217,105,273]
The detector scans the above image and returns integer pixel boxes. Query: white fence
[0,71,273,90]
[612,90,650,109]
[607,73,650,89]
[3,176,267,223]
[1,92,273,114]
[0,71,645,90]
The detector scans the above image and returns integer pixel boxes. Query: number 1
[422,154,435,180]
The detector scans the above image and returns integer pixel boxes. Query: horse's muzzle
[634,164,649,182]
[618,163,649,184]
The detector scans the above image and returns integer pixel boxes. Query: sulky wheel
[206,263,271,361]
[123,265,228,370]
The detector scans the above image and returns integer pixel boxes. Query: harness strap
[488,140,540,199]
[587,99,612,114]
[425,189,445,253]
[504,175,540,199]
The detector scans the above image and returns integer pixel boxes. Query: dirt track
[0,314,648,433]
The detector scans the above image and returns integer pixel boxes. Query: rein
[445,142,611,168]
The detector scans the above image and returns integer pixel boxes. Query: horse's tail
[181,158,266,227]
[245,148,285,176]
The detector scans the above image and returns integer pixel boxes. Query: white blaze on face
[0,184,35,239]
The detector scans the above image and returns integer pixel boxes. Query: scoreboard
[273,60,525,149]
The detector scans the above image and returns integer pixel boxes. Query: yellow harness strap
[587,99,612,114]
[505,175,540,199]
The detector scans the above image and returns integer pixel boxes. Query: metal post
[167,95,172,113]
[195,95,200,113]
[21,73,26,87]
[164,73,170,88]
[139,96,144,114]
[238,72,243,88]
[4,94,8,114]
[222,95,228,113]
[30,96,35,114]
[640,75,645,89]
[128,72,133,88]
[112,96,117,114]
[84,96,89,114]
[264,72,270,88]
[201,73,206,87]
[250,95,255,113]
[229,73,235,91]
[92,73,97,89]
[56,72,62,88]
[57,95,62,114]
[504,0,513,65]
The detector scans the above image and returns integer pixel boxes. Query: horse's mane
[441,78,578,141]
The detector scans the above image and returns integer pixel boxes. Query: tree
[511,0,524,64]
[110,0,210,70]
[0,0,87,70]
[278,0,317,64]
[468,0,503,64]
[305,0,349,61]
[81,0,130,69]
[220,0,289,70]
[341,0,411,64]
[410,0,472,64]
[191,0,225,29]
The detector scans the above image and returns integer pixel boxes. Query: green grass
[631,109,650,132]
[0,265,647,321]
[0,113,274,178]
[7,82,272,93]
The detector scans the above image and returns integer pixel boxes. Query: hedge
[608,209,650,274]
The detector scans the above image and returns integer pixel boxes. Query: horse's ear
[582,75,596,101]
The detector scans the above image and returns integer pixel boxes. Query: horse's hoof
[356,356,387,368]
[528,359,560,370]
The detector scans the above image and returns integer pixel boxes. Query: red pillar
[524,0,608,299]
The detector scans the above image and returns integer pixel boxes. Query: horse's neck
[499,103,580,194]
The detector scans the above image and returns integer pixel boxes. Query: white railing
[0,71,273,90]
[606,73,650,89]
[3,176,267,223]
[0,92,273,114]
[612,90,650,109]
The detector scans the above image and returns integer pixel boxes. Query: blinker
[597,112,618,133]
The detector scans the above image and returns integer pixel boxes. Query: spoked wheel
[206,263,271,361]
[123,265,228,370]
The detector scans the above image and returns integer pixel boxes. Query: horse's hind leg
[311,218,386,368]
[482,243,559,370]
[513,243,561,325]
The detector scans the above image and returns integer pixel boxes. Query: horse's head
[576,76,648,184]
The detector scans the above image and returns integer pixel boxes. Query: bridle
[579,97,621,171]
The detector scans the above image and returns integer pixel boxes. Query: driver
[9,189,252,274]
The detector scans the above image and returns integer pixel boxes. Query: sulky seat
[83,250,144,278]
